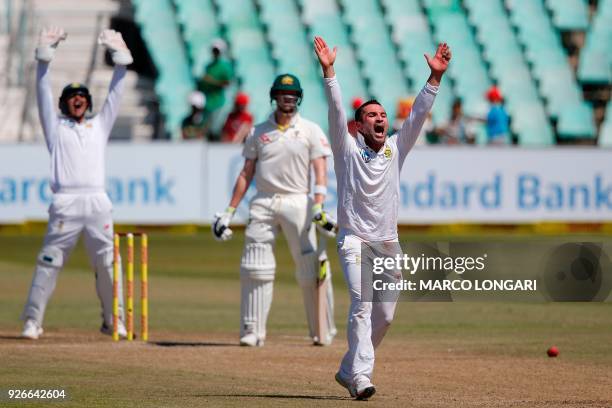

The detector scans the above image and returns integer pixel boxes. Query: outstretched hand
[314,36,337,78]
[425,43,452,84]
[35,27,67,62]
[98,29,133,66]
[98,29,128,52]
[38,26,67,48]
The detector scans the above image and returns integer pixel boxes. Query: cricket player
[212,74,337,347]
[21,27,133,339]
[314,36,451,399]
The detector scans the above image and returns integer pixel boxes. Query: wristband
[35,46,55,62]
[313,185,327,196]
[226,206,236,214]
[112,49,133,65]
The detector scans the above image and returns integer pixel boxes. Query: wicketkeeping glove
[35,26,67,62]
[98,29,133,65]
[312,203,337,238]
[212,207,235,241]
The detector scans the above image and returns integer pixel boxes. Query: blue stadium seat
[174,0,220,77]
[578,0,612,85]
[133,0,194,138]
[300,0,368,112]
[598,100,612,146]
[545,0,590,31]
[256,0,327,125]
[506,0,593,138]
[213,0,276,122]
[425,2,492,119]
[338,0,409,119]
[557,102,596,139]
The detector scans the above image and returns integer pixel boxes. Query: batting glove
[35,26,67,62]
[312,203,337,238]
[212,206,235,241]
[98,29,133,65]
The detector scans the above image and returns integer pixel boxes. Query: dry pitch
[1,232,612,407]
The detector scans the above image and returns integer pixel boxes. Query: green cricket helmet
[269,73,303,105]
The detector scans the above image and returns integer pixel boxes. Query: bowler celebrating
[21,27,132,339]
[314,36,451,399]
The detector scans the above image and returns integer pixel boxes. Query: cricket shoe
[239,332,264,347]
[100,321,127,339]
[21,319,44,340]
[334,371,356,398]
[355,378,376,401]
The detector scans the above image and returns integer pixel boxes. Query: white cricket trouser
[22,192,123,327]
[337,231,397,385]
[240,191,335,342]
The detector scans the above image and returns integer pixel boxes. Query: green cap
[270,74,303,97]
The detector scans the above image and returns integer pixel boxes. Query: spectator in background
[221,92,254,143]
[347,97,363,137]
[435,98,475,144]
[485,86,510,145]
[181,91,207,140]
[392,97,433,146]
[198,38,234,140]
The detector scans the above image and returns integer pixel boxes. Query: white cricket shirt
[36,62,126,194]
[243,113,331,194]
[324,76,438,241]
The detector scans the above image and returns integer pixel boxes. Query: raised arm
[35,27,67,151]
[314,36,351,155]
[96,29,133,138]
[397,43,451,159]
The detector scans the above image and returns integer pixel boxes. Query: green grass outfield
[1,231,612,407]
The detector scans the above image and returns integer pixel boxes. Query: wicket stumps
[112,232,148,342]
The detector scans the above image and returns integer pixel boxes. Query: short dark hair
[355,99,383,122]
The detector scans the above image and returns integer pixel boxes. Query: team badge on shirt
[259,134,271,144]
[384,146,392,159]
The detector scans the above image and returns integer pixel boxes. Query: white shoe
[21,319,43,340]
[335,371,356,398]
[355,378,376,400]
[100,321,127,339]
[239,332,264,347]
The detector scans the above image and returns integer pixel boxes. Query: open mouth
[374,124,385,134]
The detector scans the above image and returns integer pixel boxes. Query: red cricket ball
[547,346,559,357]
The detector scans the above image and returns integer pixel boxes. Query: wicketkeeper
[213,74,337,347]
[21,27,133,339]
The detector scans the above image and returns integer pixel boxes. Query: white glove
[212,207,235,241]
[312,204,337,238]
[98,29,133,65]
[35,26,67,62]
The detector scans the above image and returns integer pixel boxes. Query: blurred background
[0,0,611,227]
[0,0,610,143]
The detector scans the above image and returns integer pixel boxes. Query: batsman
[21,27,132,339]
[213,74,337,347]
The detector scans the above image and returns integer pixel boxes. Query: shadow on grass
[153,341,238,347]
[196,393,350,401]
